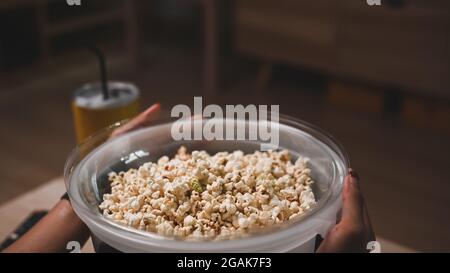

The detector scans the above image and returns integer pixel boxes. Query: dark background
[0,0,449,252]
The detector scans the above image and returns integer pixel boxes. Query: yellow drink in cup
[71,82,141,144]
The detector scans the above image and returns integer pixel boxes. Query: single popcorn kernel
[189,177,203,193]
[99,146,317,240]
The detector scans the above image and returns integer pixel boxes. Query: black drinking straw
[88,45,109,100]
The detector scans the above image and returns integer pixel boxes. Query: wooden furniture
[0,0,139,89]
[1,0,138,65]
[232,0,450,99]
[203,0,220,98]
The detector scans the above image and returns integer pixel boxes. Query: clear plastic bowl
[64,114,349,252]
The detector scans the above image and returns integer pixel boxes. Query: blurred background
[0,0,449,252]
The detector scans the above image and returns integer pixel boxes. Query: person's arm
[3,104,161,253]
[3,199,89,253]
[317,169,375,253]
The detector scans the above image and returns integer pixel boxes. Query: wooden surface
[327,80,386,114]
[0,177,414,253]
[203,0,220,98]
[233,0,450,98]
[235,0,337,72]
[401,96,450,134]
[337,0,450,98]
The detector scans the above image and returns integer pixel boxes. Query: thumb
[340,169,364,227]
[111,103,161,137]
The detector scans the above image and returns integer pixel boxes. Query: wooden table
[0,177,415,253]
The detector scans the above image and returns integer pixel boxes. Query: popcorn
[99,146,317,239]
[183,215,196,227]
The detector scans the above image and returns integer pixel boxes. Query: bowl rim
[64,113,350,251]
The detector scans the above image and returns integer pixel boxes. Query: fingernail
[144,103,160,115]
[349,169,359,180]
[347,169,360,191]
[149,103,160,111]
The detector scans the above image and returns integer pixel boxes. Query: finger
[130,103,161,127]
[111,103,161,137]
[340,169,364,227]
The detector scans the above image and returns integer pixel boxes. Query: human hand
[2,104,162,253]
[317,169,376,253]
[110,103,161,138]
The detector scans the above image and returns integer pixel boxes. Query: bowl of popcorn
[64,114,349,252]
